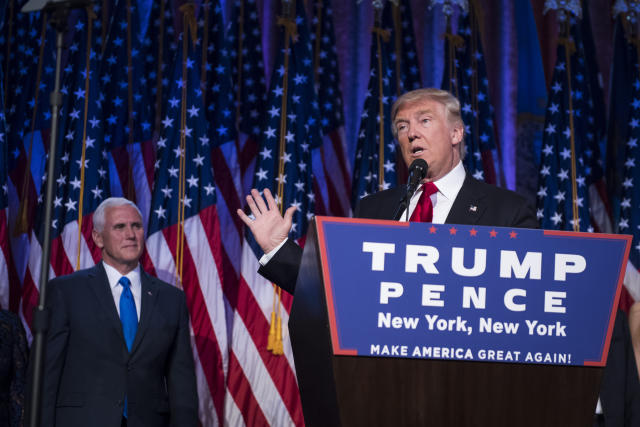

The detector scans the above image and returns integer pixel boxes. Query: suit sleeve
[257,239,302,295]
[167,291,199,427]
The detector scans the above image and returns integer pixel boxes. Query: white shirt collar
[103,261,141,291]
[432,160,466,202]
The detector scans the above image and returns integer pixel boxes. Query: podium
[288,218,631,427]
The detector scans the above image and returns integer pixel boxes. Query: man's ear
[451,124,464,146]
[92,229,104,249]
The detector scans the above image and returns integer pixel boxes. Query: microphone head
[408,159,428,181]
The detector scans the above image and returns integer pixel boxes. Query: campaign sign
[315,217,632,367]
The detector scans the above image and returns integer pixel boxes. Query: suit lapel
[89,263,126,345]
[130,271,160,355]
[445,175,488,225]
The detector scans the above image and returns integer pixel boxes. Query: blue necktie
[119,276,137,418]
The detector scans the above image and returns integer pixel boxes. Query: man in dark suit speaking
[238,88,538,295]
[238,88,640,426]
[34,198,198,427]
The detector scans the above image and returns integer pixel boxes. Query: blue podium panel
[315,217,631,367]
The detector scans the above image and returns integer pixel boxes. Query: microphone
[405,159,428,201]
[393,159,428,221]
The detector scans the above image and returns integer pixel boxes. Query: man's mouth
[412,147,424,155]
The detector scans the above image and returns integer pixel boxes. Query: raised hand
[236,188,297,253]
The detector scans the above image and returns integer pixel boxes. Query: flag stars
[285,132,295,143]
[168,166,179,177]
[268,106,280,118]
[554,191,566,202]
[187,105,199,117]
[264,127,276,139]
[162,116,174,128]
[545,124,556,135]
[76,158,89,169]
[550,212,562,225]
[276,173,287,184]
[65,199,77,211]
[91,186,103,199]
[187,175,199,187]
[203,183,215,195]
[193,154,205,166]
[161,185,173,199]
[557,168,569,181]
[155,206,167,219]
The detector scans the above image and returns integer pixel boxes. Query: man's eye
[421,118,430,125]
[396,124,407,132]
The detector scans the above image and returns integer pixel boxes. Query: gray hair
[391,88,466,159]
[93,197,142,232]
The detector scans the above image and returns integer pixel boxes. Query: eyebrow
[395,109,434,120]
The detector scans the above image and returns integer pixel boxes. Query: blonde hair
[391,88,466,159]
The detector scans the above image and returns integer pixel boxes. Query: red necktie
[409,182,438,222]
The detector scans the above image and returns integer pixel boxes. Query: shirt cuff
[258,238,289,266]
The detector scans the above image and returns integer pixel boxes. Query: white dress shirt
[103,261,142,321]
[399,160,466,223]
[260,161,467,265]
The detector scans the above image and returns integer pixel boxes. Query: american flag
[22,7,110,334]
[144,7,228,425]
[441,4,498,184]
[6,10,58,334]
[310,0,351,218]
[228,0,268,198]
[382,0,421,96]
[225,1,320,425]
[146,0,177,138]
[199,0,244,299]
[536,15,606,233]
[100,0,155,229]
[351,4,396,205]
[6,9,54,241]
[611,12,640,310]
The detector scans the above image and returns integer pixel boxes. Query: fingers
[245,193,261,217]
[236,208,253,227]
[251,188,268,214]
[263,188,279,211]
[283,205,297,225]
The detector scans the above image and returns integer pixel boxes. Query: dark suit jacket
[35,262,198,427]
[599,310,640,427]
[259,174,538,295]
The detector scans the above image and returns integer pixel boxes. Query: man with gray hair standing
[33,197,198,427]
